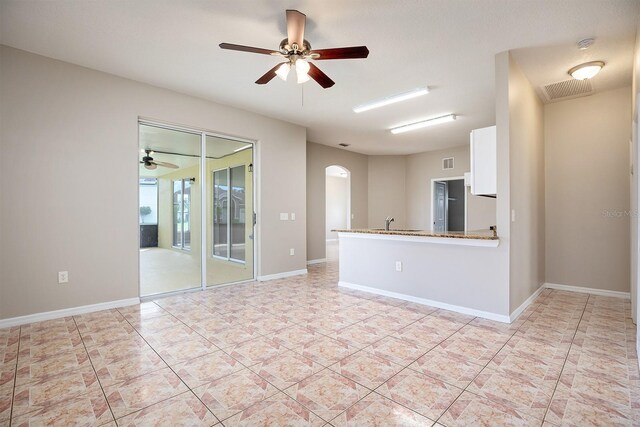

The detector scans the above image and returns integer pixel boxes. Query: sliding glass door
[138,123,201,297]
[138,122,255,296]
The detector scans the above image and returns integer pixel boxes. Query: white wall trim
[509,283,544,322]
[339,281,510,323]
[257,269,308,282]
[0,297,140,328]
[544,282,631,299]
[307,258,327,265]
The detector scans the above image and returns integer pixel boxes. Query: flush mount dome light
[568,61,604,80]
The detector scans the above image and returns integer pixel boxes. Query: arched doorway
[325,165,351,261]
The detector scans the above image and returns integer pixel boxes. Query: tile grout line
[538,293,589,426]
[322,313,479,425]
[432,290,552,426]
[7,325,21,427]
[71,315,118,425]
[116,303,225,425]
[381,315,478,425]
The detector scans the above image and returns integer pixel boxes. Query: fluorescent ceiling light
[233,144,252,152]
[390,114,456,134]
[568,61,604,80]
[353,87,429,113]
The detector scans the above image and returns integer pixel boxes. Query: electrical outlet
[511,209,516,222]
[58,271,69,284]
[290,213,296,220]
[290,248,295,256]
[395,261,402,272]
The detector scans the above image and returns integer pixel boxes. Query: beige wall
[368,155,407,229]
[545,86,631,293]
[405,145,496,232]
[632,21,640,326]
[0,46,306,320]
[306,142,368,262]
[506,54,546,313]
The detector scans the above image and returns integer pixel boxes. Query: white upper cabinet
[470,125,497,197]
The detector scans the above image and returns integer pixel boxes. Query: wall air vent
[541,79,593,103]
[338,143,350,147]
[442,157,454,170]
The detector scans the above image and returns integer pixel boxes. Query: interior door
[434,181,447,232]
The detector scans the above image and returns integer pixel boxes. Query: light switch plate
[290,213,296,220]
[280,213,289,221]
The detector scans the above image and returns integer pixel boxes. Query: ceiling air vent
[338,143,350,147]
[442,157,454,170]
[541,79,593,103]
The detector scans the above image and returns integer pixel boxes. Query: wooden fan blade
[153,161,179,169]
[312,46,370,60]
[286,10,306,48]
[219,43,278,55]
[256,62,287,85]
[307,63,335,88]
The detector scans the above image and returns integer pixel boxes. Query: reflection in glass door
[213,170,228,258]
[173,178,192,250]
[207,136,254,286]
[213,166,247,263]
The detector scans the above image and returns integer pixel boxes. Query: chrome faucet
[384,216,395,231]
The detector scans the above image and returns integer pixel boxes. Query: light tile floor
[0,261,638,426]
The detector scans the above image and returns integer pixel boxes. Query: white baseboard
[544,282,631,299]
[306,258,327,265]
[509,283,544,322]
[0,297,140,328]
[338,281,511,323]
[257,269,308,282]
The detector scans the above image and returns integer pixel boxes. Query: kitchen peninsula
[334,229,511,322]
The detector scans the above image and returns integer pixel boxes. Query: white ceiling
[1,0,638,155]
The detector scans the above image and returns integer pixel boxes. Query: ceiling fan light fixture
[568,61,604,80]
[295,58,310,83]
[390,114,456,134]
[353,87,430,113]
[144,163,157,170]
[275,63,291,81]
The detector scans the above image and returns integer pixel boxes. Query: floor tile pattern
[0,259,638,426]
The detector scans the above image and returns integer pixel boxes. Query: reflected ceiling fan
[219,9,369,88]
[140,149,179,170]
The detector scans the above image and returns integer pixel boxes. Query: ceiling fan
[140,149,179,170]
[219,9,369,88]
